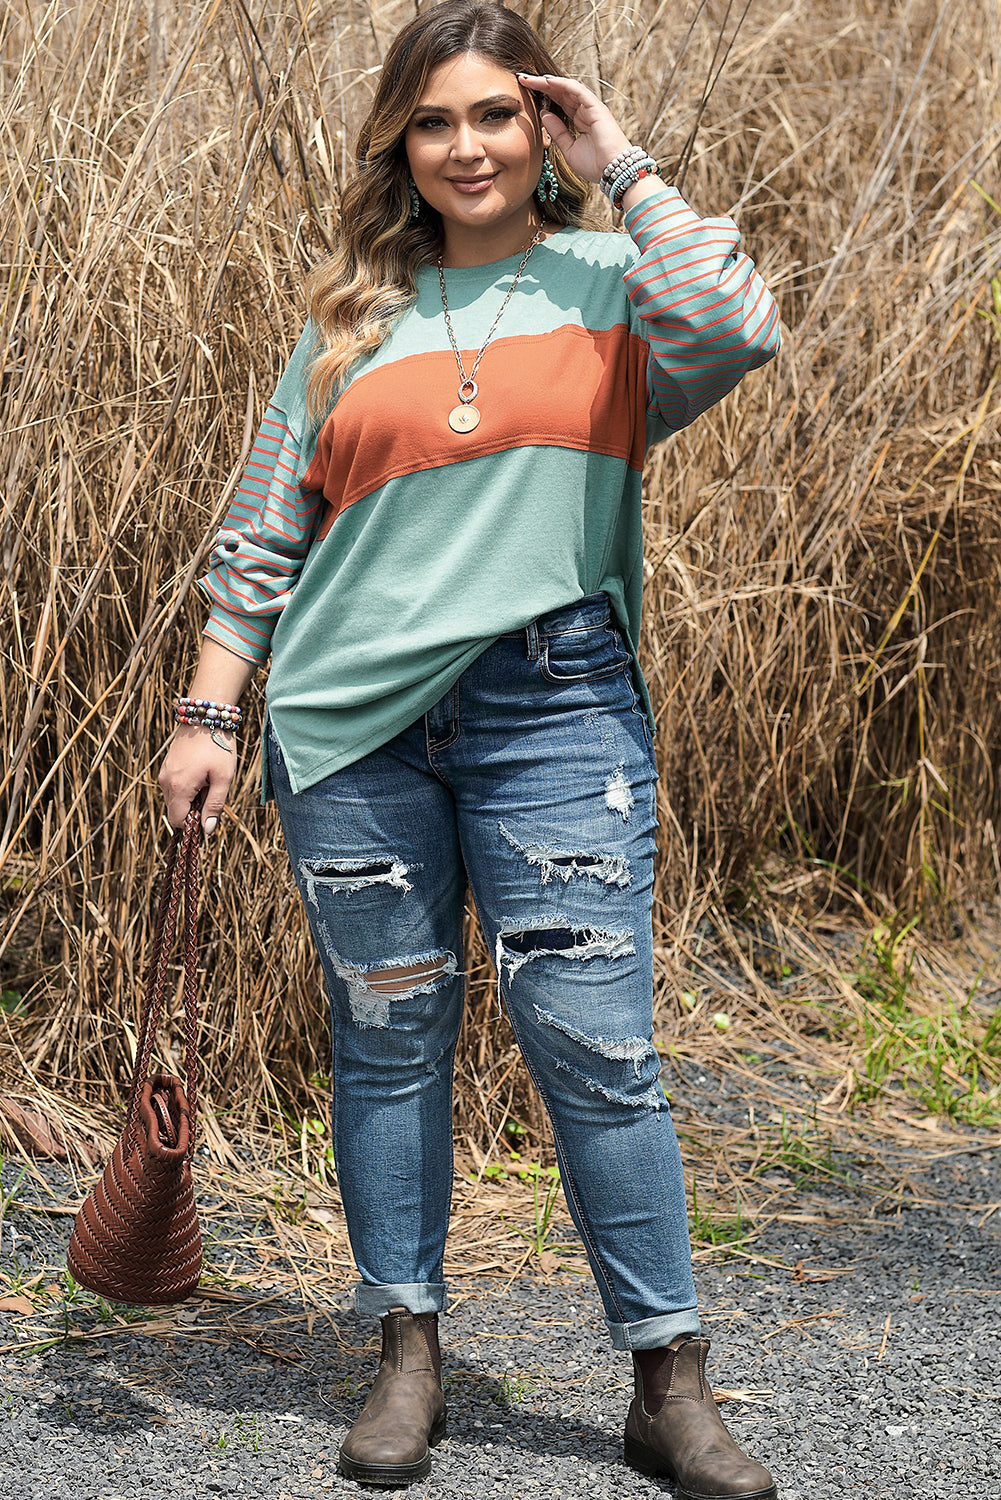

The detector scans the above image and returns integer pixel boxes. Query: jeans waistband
[500,592,611,646]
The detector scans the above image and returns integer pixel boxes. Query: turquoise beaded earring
[536,147,558,206]
[407,174,421,220]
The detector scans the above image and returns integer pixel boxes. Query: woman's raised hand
[517,73,634,183]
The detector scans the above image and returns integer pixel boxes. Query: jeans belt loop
[525,619,541,661]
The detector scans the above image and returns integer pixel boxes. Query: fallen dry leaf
[0,1096,68,1159]
[0,1295,35,1317]
[304,1207,340,1234]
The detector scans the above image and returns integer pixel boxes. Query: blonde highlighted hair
[305,1,590,417]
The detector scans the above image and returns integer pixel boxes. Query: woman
[160,3,781,1494]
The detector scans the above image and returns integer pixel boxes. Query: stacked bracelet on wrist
[175,697,243,732]
[599,145,647,194]
[605,153,658,210]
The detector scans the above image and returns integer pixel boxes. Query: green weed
[852,919,918,1008]
[483,1146,572,1259]
[522,1162,563,1255]
[255,1178,310,1227]
[262,1092,336,1187]
[494,1370,535,1404]
[756,1107,854,1187]
[285,1105,335,1187]
[298,1114,335,1186]
[508,1155,565,1255]
[851,923,1001,1123]
[9,1270,155,1358]
[688,1176,748,1255]
[215,1412,267,1452]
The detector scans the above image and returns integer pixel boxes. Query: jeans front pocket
[540,620,632,684]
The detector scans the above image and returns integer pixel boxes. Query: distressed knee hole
[534,1005,653,1075]
[534,1005,667,1111]
[365,959,450,994]
[495,920,635,984]
[316,929,457,1027]
[298,856,415,908]
[503,928,585,954]
[499,823,631,888]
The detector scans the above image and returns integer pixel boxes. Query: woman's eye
[412,109,516,130]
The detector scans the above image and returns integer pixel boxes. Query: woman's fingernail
[204,817,218,835]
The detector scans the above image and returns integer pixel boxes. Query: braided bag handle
[124,800,202,1158]
[66,798,205,1305]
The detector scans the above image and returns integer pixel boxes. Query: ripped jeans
[268,593,700,1350]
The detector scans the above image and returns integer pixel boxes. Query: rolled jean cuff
[606,1308,701,1351]
[353,1281,448,1318]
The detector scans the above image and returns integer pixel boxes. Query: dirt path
[2,1081,999,1499]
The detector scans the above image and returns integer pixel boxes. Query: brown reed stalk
[1,0,999,1164]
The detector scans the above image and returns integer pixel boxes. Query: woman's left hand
[517,73,634,184]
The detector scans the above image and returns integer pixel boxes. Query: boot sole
[338,1414,447,1487]
[624,1435,778,1500]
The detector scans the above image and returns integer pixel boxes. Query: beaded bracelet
[600,144,646,177]
[176,702,242,727]
[175,697,243,731]
[608,156,658,210]
[175,715,240,734]
[599,145,647,193]
[177,696,242,721]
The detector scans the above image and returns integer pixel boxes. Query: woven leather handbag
[67,803,203,1305]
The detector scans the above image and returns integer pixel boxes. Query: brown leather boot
[624,1336,777,1499]
[337,1306,446,1486]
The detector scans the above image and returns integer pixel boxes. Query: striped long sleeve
[624,187,780,435]
[200,396,321,664]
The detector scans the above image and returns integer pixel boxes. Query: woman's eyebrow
[411,93,522,115]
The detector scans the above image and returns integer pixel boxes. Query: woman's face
[404,52,545,257]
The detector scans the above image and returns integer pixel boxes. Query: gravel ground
[2,1086,999,1500]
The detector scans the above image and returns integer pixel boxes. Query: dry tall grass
[2,0,999,1155]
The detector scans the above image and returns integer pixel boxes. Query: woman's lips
[448,175,497,195]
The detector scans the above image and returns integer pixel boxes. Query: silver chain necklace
[437,225,546,434]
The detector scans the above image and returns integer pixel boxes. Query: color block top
[200,186,780,794]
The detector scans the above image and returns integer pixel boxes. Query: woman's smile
[447,173,498,192]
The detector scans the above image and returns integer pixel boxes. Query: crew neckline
[433,224,571,277]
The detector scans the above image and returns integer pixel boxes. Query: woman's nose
[450,121,484,160]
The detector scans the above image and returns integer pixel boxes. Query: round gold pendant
[448,403,481,434]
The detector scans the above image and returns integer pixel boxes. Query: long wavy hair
[305,1,590,416]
